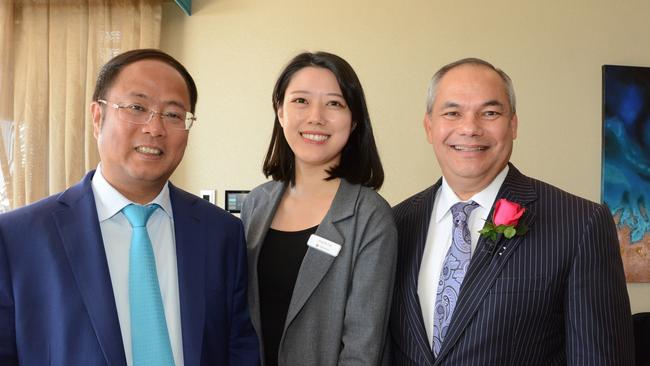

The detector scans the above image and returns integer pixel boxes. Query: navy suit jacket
[0,171,259,365]
[389,164,634,365]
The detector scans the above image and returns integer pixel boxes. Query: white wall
[160,0,650,312]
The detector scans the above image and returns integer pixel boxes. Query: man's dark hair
[92,48,198,113]
[263,51,384,190]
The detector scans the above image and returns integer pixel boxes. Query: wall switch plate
[200,189,216,205]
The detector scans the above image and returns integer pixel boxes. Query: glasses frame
[97,99,196,131]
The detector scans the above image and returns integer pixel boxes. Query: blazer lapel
[283,180,358,330]
[170,185,206,366]
[53,171,127,366]
[434,165,538,364]
[247,182,286,334]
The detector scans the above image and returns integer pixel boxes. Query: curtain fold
[0,1,14,212]
[0,0,162,211]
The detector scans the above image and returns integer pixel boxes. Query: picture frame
[225,190,250,214]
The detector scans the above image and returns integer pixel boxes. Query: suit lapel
[170,185,205,366]
[394,182,440,366]
[53,171,127,366]
[283,180,358,330]
[434,165,538,364]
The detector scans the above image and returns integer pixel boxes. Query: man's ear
[510,113,518,140]
[91,101,102,139]
[423,112,434,144]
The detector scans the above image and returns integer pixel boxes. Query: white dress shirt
[418,166,509,347]
[91,165,184,366]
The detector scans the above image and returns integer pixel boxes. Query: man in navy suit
[0,49,259,365]
[389,58,634,365]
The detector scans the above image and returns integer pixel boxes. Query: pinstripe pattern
[389,164,635,366]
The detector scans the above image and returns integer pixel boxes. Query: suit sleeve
[0,228,18,365]
[228,221,260,365]
[338,203,398,366]
[564,204,635,365]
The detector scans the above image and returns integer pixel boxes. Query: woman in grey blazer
[241,52,397,366]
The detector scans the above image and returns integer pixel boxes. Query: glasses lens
[160,110,193,131]
[115,103,194,131]
[118,106,149,124]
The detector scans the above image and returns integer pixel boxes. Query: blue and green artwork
[602,64,650,282]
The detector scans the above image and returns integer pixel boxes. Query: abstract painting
[602,64,650,282]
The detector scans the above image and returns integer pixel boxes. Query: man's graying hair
[425,57,516,115]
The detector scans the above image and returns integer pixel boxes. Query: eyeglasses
[97,99,196,131]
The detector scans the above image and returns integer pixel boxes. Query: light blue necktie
[432,201,479,356]
[122,203,175,366]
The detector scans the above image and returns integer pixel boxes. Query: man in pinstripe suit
[388,58,634,365]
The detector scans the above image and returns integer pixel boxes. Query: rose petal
[493,199,525,226]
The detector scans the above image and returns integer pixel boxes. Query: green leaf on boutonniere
[503,226,516,239]
[479,222,494,234]
[480,220,529,243]
[478,223,497,242]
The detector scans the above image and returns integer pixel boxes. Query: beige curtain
[0,0,162,211]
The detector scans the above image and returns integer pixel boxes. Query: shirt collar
[91,164,173,222]
[435,165,510,223]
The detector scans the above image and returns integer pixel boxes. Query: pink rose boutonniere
[479,198,529,242]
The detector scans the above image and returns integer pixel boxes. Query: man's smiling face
[424,64,518,199]
[92,59,190,202]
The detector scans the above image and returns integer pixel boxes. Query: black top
[258,225,317,366]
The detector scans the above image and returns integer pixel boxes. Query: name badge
[307,234,341,257]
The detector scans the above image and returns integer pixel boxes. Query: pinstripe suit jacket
[389,164,634,366]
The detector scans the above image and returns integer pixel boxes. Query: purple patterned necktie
[432,200,479,356]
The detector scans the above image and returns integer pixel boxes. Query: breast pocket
[489,276,549,294]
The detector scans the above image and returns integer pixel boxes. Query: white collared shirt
[91,165,184,366]
[418,165,509,347]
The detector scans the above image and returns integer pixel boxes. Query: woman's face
[277,66,354,173]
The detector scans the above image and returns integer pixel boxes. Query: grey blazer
[241,179,398,366]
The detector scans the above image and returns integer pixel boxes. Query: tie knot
[451,200,478,224]
[122,203,159,228]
